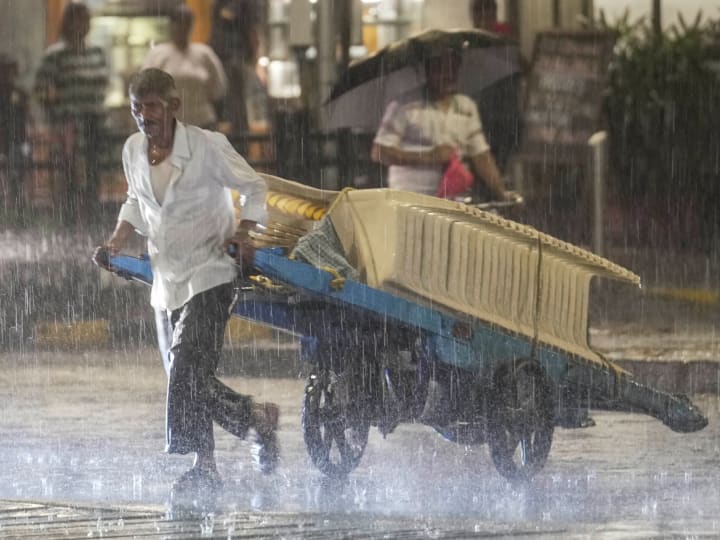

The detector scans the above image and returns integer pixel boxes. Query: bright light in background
[268,60,301,99]
[594,0,717,27]
[258,56,270,68]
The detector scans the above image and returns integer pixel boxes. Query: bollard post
[588,131,608,256]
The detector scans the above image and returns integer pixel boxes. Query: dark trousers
[155,283,253,454]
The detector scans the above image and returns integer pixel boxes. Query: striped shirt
[33,41,108,120]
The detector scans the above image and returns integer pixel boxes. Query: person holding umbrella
[371,46,514,202]
[371,45,516,424]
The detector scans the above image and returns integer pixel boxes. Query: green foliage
[599,8,720,220]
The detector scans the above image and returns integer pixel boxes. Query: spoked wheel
[488,359,554,483]
[301,371,370,478]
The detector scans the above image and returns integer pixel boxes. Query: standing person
[33,1,108,221]
[372,48,514,425]
[143,5,227,130]
[0,53,30,214]
[210,0,269,140]
[94,68,279,491]
[372,48,513,202]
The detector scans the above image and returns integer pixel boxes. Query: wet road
[1,347,719,537]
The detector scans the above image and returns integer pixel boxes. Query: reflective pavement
[1,347,719,538]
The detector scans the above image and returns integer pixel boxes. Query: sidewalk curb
[24,319,720,396]
[644,286,719,307]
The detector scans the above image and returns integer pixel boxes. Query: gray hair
[128,68,179,100]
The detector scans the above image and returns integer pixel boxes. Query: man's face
[169,19,192,49]
[425,54,461,100]
[66,11,90,41]
[129,92,178,140]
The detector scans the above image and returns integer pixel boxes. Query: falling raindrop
[200,514,215,536]
[91,478,103,496]
[132,473,143,500]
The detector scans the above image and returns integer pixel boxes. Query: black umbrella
[323,28,522,133]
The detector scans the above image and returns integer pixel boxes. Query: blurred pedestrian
[143,5,227,130]
[94,68,279,492]
[210,0,269,140]
[0,53,30,214]
[33,1,108,222]
[372,48,513,202]
[372,48,516,424]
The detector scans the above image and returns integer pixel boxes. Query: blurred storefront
[30,1,541,125]
[9,0,663,201]
[14,1,707,141]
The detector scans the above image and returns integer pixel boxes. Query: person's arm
[371,142,455,168]
[228,219,259,270]
[370,101,455,167]
[92,218,136,269]
[105,220,136,254]
[211,133,267,267]
[372,99,457,168]
[470,150,510,200]
[97,141,148,257]
[460,95,512,201]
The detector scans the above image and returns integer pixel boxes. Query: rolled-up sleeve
[211,133,268,224]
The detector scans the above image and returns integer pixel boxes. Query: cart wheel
[302,372,370,478]
[488,359,554,483]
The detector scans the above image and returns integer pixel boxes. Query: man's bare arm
[371,142,455,168]
[106,220,136,254]
[470,151,509,200]
[225,219,258,268]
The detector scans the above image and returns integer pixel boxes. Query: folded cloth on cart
[290,217,359,280]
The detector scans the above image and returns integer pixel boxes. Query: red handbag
[436,154,474,199]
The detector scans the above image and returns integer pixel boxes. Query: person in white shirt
[373,49,515,426]
[372,48,512,201]
[143,5,227,129]
[94,68,277,491]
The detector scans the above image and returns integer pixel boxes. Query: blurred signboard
[520,30,616,161]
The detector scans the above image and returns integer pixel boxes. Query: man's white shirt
[374,94,490,195]
[118,122,267,311]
